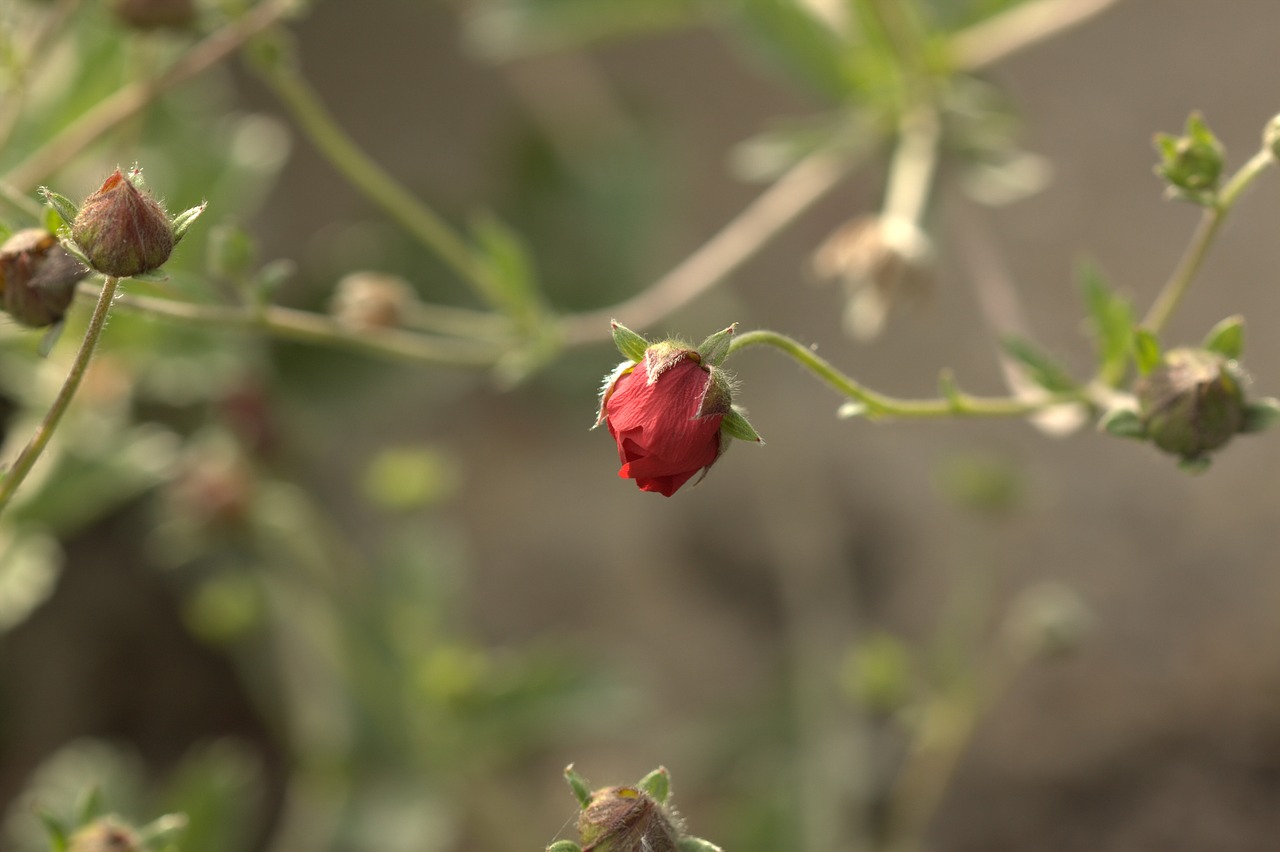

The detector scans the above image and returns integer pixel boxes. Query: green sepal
[129,268,170,283]
[546,842,582,852]
[611,320,649,362]
[696,323,736,367]
[38,809,68,852]
[1000,336,1078,393]
[57,234,93,269]
[38,319,66,358]
[1240,397,1280,433]
[564,765,592,809]
[1099,408,1145,440]
[1201,315,1244,360]
[137,813,189,845]
[678,838,725,852]
[38,187,79,226]
[637,766,670,804]
[1177,455,1213,474]
[1133,329,1162,375]
[171,201,208,244]
[73,786,103,827]
[720,405,762,443]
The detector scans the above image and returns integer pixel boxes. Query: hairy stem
[0,276,120,515]
[728,329,1084,418]
[1141,147,1275,335]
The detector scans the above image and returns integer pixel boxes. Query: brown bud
[1136,347,1246,460]
[330,271,415,332]
[0,228,89,327]
[72,169,175,277]
[578,785,682,852]
[112,0,196,29]
[67,817,142,852]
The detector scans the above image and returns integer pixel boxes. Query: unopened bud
[1004,582,1092,662]
[70,169,175,277]
[1154,112,1224,203]
[112,0,196,29]
[1136,347,1246,461]
[0,228,89,327]
[67,817,142,852]
[330,271,415,331]
[579,785,682,852]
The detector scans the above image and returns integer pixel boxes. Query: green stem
[253,46,502,308]
[0,276,120,515]
[76,284,501,367]
[728,330,1083,418]
[1141,147,1275,335]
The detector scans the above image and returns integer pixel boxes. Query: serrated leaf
[1000,336,1078,393]
[1078,261,1134,381]
[1202,315,1244,360]
[1133,329,1162,375]
[471,212,543,323]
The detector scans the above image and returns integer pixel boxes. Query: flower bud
[596,329,759,496]
[330,271,414,331]
[112,0,196,30]
[1136,347,1245,460]
[578,785,682,852]
[70,169,175,277]
[0,228,89,327]
[67,817,142,852]
[1154,112,1224,204]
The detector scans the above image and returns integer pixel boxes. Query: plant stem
[728,329,1084,418]
[253,45,504,309]
[3,0,299,192]
[1140,147,1275,335]
[948,0,1124,70]
[76,284,501,367]
[0,276,120,515]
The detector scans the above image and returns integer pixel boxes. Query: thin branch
[950,0,1126,71]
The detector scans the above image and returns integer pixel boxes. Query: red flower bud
[72,169,175,277]
[598,343,727,497]
[0,228,89,327]
[67,817,142,852]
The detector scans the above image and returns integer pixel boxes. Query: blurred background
[4,0,1280,850]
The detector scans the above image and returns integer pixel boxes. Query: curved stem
[728,329,1084,418]
[0,276,120,515]
[1141,147,1275,335]
[76,284,502,367]
[3,0,298,192]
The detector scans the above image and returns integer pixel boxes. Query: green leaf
[637,767,670,804]
[471,212,543,323]
[564,765,592,809]
[1202,314,1244,360]
[1078,261,1134,381]
[38,809,68,852]
[39,188,79,227]
[1133,329,1162,375]
[728,0,855,100]
[171,201,207,244]
[721,406,763,443]
[1099,408,1146,440]
[1000,336,1078,393]
[73,786,103,827]
[1240,397,1280,433]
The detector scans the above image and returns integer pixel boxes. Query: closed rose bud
[0,228,89,327]
[1136,347,1245,460]
[578,785,681,852]
[597,342,728,497]
[112,0,196,29]
[72,169,175,277]
[67,817,142,852]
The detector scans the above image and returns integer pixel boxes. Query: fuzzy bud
[71,169,175,277]
[0,228,89,327]
[112,0,196,29]
[1136,347,1245,460]
[1154,112,1224,204]
[67,817,142,852]
[330,271,415,331]
[578,785,681,852]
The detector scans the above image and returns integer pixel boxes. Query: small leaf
[1133,329,1162,375]
[207,221,257,281]
[610,320,648,362]
[1000,336,1078,393]
[1079,260,1134,381]
[696,323,735,367]
[1240,397,1280,433]
[637,767,670,804]
[73,786,103,827]
[38,187,79,226]
[471,212,542,322]
[37,319,66,358]
[171,201,208,243]
[253,258,296,305]
[38,809,68,852]
[564,765,592,809]
[721,406,762,443]
[129,268,170,283]
[1177,455,1212,474]
[1099,408,1146,440]
[1202,314,1244,360]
